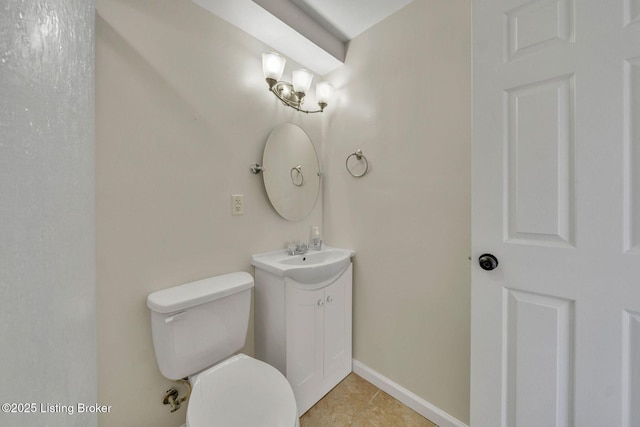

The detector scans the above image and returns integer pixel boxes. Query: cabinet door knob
[326,296,333,303]
[317,299,324,307]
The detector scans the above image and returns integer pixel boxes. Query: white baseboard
[352,359,468,427]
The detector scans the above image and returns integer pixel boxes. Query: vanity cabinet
[254,263,352,416]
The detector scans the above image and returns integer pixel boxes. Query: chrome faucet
[294,243,309,255]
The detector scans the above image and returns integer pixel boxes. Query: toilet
[147,272,300,427]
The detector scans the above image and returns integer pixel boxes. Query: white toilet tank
[147,272,253,380]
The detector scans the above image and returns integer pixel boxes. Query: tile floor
[300,373,438,427]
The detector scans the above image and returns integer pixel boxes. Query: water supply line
[163,378,192,412]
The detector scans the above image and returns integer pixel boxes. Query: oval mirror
[262,123,320,221]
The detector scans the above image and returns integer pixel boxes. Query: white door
[471,0,640,426]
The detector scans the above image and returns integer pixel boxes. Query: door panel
[504,0,574,62]
[323,265,352,379]
[504,289,574,427]
[624,56,640,252]
[625,0,640,26]
[505,74,574,246]
[323,278,346,378]
[622,310,640,426]
[286,285,324,394]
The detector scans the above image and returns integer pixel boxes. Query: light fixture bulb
[292,69,314,96]
[260,54,328,113]
[262,52,286,82]
[315,82,335,105]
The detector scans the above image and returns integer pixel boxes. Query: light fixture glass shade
[316,82,335,105]
[262,52,286,81]
[292,69,313,95]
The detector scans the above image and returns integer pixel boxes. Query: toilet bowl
[147,272,299,427]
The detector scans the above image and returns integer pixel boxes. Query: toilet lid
[187,354,298,427]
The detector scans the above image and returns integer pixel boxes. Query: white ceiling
[290,0,414,42]
[191,0,414,75]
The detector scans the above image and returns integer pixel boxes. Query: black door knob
[478,254,499,271]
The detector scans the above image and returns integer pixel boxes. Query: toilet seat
[186,354,299,427]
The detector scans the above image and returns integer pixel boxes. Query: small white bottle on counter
[309,226,322,250]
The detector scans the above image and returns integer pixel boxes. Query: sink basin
[251,246,354,284]
[279,251,342,266]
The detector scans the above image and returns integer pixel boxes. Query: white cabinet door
[472,1,640,426]
[323,267,352,380]
[286,285,324,409]
[285,264,353,415]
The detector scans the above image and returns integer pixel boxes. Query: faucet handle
[295,242,309,254]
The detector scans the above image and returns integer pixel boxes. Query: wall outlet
[231,194,244,215]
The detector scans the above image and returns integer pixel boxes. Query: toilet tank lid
[147,272,253,314]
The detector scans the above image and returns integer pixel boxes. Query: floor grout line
[365,388,381,407]
[349,387,381,426]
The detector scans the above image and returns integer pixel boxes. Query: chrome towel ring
[290,165,304,186]
[346,149,368,177]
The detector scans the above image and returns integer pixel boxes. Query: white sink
[251,246,354,284]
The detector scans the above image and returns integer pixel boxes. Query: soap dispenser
[309,226,322,250]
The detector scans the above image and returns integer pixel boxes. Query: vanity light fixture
[262,52,334,114]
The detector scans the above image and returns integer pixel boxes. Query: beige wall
[97,0,471,426]
[96,1,322,426]
[322,0,471,423]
